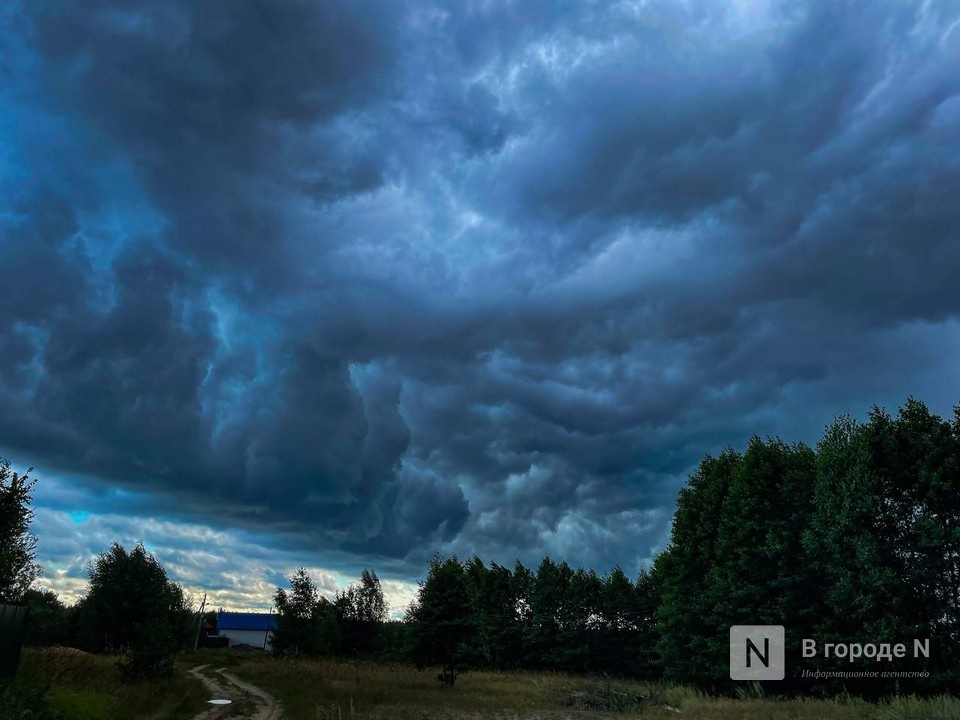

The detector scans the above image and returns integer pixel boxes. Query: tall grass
[875,695,960,720]
[8,647,960,719]
[4,647,208,720]
[178,649,960,720]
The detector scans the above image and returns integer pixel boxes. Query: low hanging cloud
[30,476,419,615]
[2,0,960,596]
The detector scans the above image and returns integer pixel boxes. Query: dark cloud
[2,0,960,585]
[27,0,402,285]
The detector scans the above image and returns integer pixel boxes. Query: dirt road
[189,664,282,720]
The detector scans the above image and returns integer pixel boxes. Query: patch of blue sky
[67,510,91,524]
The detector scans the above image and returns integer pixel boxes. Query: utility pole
[263,605,273,650]
[193,593,208,651]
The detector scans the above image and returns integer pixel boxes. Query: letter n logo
[746,637,769,667]
[730,625,785,680]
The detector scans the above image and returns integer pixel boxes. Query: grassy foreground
[4,647,960,719]
[182,648,960,720]
[2,647,208,720]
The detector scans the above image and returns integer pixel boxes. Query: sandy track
[189,664,282,720]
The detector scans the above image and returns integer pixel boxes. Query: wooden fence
[0,602,28,678]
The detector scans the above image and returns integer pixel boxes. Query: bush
[0,679,52,720]
[117,623,176,681]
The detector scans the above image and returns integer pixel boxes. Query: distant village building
[215,611,276,650]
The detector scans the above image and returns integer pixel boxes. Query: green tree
[463,558,526,669]
[555,566,601,672]
[81,543,193,680]
[407,555,477,685]
[525,557,573,669]
[653,449,739,686]
[0,459,41,601]
[508,560,534,668]
[334,568,387,655]
[806,400,960,694]
[588,566,653,677]
[22,589,69,646]
[273,568,339,656]
[632,567,661,679]
[803,412,885,692]
[652,398,960,695]
[710,437,817,690]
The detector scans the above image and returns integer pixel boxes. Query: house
[215,611,277,650]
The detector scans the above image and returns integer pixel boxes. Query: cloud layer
[2,0,960,594]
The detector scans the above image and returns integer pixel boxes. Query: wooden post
[193,593,207,651]
[263,606,272,650]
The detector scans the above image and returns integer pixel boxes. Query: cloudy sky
[2,0,959,613]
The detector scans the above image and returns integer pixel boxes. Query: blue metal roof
[217,611,277,631]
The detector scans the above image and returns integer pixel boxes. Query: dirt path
[188,664,282,720]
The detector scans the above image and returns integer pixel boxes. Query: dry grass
[10,648,960,719]
[177,650,960,720]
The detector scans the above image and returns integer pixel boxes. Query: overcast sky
[2,0,959,613]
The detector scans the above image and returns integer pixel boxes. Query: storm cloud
[2,0,960,598]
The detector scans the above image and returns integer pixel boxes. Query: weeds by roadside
[4,648,208,720]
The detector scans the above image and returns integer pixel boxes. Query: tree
[273,568,339,656]
[510,560,534,666]
[654,437,820,691]
[22,589,70,646]
[632,567,661,679]
[525,557,573,669]
[0,459,41,601]
[463,558,526,669]
[803,412,885,693]
[806,401,960,694]
[357,569,388,624]
[653,449,739,686]
[334,568,387,655]
[462,556,493,666]
[554,566,601,672]
[407,555,477,685]
[81,543,193,680]
[589,566,650,677]
[652,398,960,695]
[704,437,818,692]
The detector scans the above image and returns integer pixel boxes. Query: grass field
[2,647,208,720]
[4,647,960,720]
[181,648,960,720]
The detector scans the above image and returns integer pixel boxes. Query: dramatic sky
[2,0,960,613]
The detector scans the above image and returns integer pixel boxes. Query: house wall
[218,628,274,650]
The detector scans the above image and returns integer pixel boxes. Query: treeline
[278,398,958,696]
[406,555,657,684]
[652,398,959,695]
[270,567,391,657]
[272,555,658,683]
[5,398,959,696]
